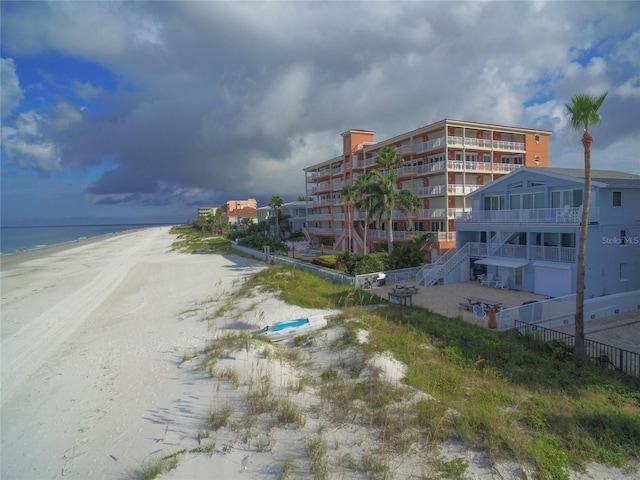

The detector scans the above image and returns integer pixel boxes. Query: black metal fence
[515,320,640,377]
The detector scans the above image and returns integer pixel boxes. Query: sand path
[0,228,263,479]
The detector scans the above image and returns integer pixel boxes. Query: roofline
[363,118,553,152]
[340,129,376,137]
[466,167,615,198]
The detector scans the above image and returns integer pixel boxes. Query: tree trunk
[347,205,352,253]
[387,207,394,254]
[574,130,592,361]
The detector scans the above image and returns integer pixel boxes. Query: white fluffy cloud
[1,1,639,223]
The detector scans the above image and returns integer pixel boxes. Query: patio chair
[480,273,493,286]
[473,305,487,325]
[493,276,508,289]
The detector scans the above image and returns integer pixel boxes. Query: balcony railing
[466,242,576,264]
[530,245,576,263]
[448,136,525,151]
[457,207,599,225]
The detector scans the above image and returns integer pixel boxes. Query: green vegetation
[165,228,639,479]
[169,225,235,254]
[239,264,385,309]
[246,265,640,479]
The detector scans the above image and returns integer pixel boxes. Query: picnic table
[462,296,502,329]
[388,291,414,308]
[392,284,419,294]
[461,296,503,311]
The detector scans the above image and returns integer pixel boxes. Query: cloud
[1,0,639,226]
[0,58,23,119]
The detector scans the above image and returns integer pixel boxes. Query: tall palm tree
[354,171,374,254]
[362,147,420,254]
[268,195,284,239]
[340,184,358,253]
[565,91,607,361]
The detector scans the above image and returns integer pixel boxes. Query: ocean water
[0,224,172,256]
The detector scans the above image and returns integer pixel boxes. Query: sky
[1,1,639,226]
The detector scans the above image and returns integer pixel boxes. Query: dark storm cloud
[2,0,639,214]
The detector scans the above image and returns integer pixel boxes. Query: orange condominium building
[304,119,551,255]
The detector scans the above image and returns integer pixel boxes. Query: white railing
[530,246,576,263]
[465,242,575,264]
[447,160,522,173]
[457,207,600,225]
[448,184,481,195]
[448,136,525,151]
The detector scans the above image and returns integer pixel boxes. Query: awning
[475,257,529,268]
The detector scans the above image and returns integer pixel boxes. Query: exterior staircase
[489,231,516,255]
[416,243,471,287]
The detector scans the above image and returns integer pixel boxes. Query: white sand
[1,228,636,480]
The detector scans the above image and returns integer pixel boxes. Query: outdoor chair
[493,277,508,289]
[480,273,494,286]
[472,305,487,325]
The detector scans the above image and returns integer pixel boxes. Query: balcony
[457,207,599,225]
[467,242,575,264]
[448,136,525,152]
[447,160,522,173]
[419,184,480,196]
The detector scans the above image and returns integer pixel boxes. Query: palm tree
[268,195,284,239]
[565,91,608,361]
[340,184,358,253]
[354,171,374,254]
[362,146,420,254]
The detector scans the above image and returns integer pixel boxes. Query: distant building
[198,206,219,218]
[304,119,551,254]
[258,200,309,238]
[420,167,640,298]
[226,206,258,227]
[225,199,257,213]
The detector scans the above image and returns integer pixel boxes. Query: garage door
[534,265,572,297]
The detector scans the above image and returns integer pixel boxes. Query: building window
[455,153,462,161]
[483,155,491,163]
[621,229,626,246]
[414,221,424,231]
[513,156,523,165]
[535,134,540,143]
[613,191,622,207]
[484,195,505,210]
[551,189,582,208]
[620,263,627,281]
[431,221,444,232]
[534,155,540,164]
[502,156,511,164]
[465,154,476,162]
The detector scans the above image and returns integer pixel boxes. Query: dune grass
[246,264,640,480]
[165,231,639,479]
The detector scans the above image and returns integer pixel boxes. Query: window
[535,155,540,164]
[455,153,462,161]
[502,156,511,164]
[535,134,540,143]
[431,221,444,232]
[551,189,582,208]
[620,263,627,281]
[621,229,626,246]
[513,156,523,165]
[414,221,425,231]
[484,195,505,210]
[465,154,476,162]
[483,155,491,163]
[613,191,622,207]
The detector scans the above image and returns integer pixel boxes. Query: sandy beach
[0,227,268,478]
[1,228,637,480]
